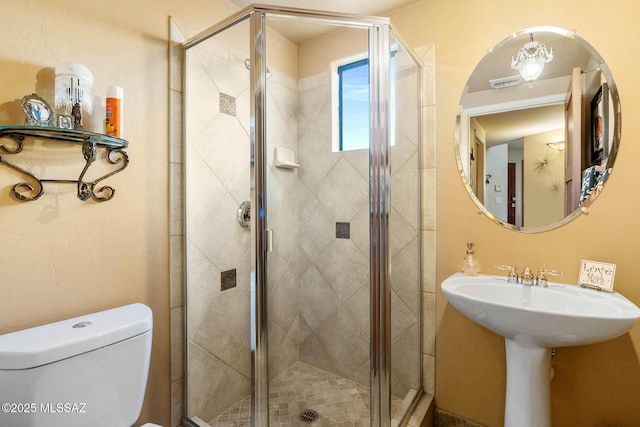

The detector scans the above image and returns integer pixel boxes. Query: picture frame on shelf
[57,114,74,130]
[21,93,55,127]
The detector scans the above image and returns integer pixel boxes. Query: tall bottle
[461,242,481,275]
[105,85,123,138]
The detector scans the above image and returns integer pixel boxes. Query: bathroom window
[338,58,370,151]
[335,54,396,152]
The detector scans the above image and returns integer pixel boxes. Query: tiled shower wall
[295,45,422,398]
[263,65,302,381]
[296,70,372,386]
[169,19,186,427]
[170,17,437,427]
[416,43,437,399]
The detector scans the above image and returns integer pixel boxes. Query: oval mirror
[455,26,621,232]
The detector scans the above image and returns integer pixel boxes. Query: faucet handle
[536,269,563,287]
[544,269,563,276]
[495,265,518,284]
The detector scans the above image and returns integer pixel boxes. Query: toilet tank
[0,303,153,427]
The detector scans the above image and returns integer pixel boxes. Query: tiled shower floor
[206,362,400,426]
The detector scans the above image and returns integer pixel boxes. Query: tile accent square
[336,222,351,239]
[221,269,237,291]
[220,93,236,116]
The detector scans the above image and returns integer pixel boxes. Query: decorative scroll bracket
[0,126,129,202]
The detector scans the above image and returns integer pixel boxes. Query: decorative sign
[578,259,616,291]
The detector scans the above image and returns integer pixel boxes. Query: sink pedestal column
[504,339,551,427]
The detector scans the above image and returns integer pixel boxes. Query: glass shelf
[0,125,129,202]
[0,125,128,148]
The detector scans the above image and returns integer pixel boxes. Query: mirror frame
[455,26,622,233]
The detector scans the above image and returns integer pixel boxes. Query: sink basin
[442,273,640,347]
[441,273,640,427]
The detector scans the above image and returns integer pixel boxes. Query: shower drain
[299,409,319,423]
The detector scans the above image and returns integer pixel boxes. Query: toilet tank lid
[0,303,152,370]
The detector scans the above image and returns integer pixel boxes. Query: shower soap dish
[274,147,300,169]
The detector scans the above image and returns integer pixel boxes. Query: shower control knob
[237,200,251,230]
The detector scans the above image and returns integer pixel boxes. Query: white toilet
[0,303,163,427]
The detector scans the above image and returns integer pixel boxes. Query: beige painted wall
[523,128,565,228]
[298,27,369,78]
[389,0,640,426]
[0,1,239,426]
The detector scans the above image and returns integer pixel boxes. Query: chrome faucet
[496,265,563,286]
[521,267,534,286]
[535,269,564,287]
[495,265,519,284]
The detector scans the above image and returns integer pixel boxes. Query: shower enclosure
[182,5,422,426]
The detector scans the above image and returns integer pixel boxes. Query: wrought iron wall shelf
[0,125,129,202]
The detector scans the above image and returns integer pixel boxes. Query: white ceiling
[466,31,594,94]
[463,30,600,147]
[227,0,420,44]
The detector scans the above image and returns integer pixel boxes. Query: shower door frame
[182,5,422,426]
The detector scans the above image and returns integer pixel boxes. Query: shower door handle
[266,229,273,253]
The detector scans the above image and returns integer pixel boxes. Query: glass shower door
[388,32,422,423]
[263,13,375,426]
[184,16,254,427]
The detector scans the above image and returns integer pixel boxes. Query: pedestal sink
[441,273,640,427]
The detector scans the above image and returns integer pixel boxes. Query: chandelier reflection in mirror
[455,26,622,233]
[511,34,553,84]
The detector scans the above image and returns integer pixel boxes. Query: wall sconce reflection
[547,141,566,151]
